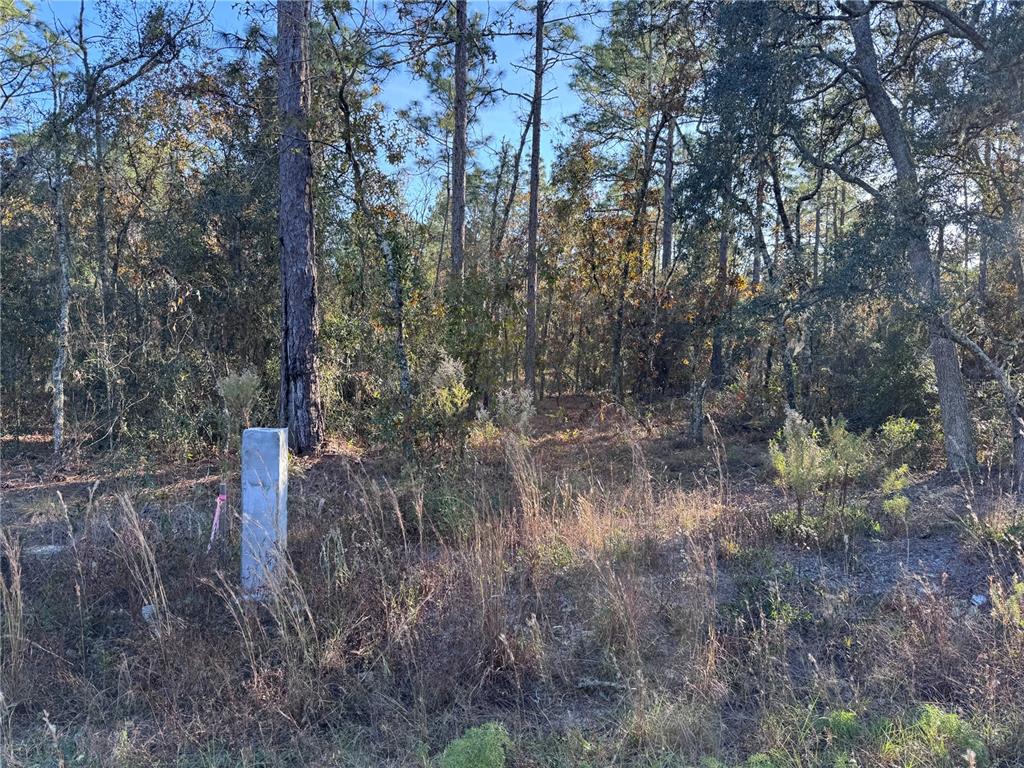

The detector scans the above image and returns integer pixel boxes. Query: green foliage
[817,709,864,749]
[822,308,933,433]
[424,482,473,540]
[769,410,824,517]
[769,410,878,544]
[439,723,510,768]
[880,465,911,522]
[471,387,535,447]
[878,416,920,463]
[822,418,872,487]
[467,409,502,448]
[871,706,989,766]
[412,350,473,453]
[491,387,535,434]
[744,754,784,768]
[910,704,988,766]
[990,575,1024,632]
[216,369,261,449]
[425,354,472,419]
[880,464,910,496]
[822,417,873,517]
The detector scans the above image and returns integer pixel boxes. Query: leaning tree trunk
[848,2,976,472]
[277,0,324,455]
[524,0,544,395]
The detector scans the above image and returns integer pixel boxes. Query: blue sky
[37,0,605,207]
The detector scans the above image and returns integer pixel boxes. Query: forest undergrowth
[2,396,1024,768]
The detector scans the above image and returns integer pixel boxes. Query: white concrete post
[241,428,288,599]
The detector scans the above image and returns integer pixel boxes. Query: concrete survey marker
[241,427,289,599]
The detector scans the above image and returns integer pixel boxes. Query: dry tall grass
[4,428,1024,766]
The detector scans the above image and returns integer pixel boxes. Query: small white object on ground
[971,594,987,607]
[241,427,289,600]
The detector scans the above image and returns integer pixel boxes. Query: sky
[36,0,605,208]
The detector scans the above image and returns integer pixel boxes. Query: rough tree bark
[450,0,468,283]
[524,0,544,394]
[848,2,976,472]
[277,0,324,455]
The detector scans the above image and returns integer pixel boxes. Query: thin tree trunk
[710,209,730,389]
[661,116,674,271]
[574,310,584,392]
[277,0,324,455]
[495,114,532,260]
[51,172,72,455]
[524,0,544,394]
[849,2,976,472]
[752,170,766,289]
[93,101,116,444]
[538,277,554,400]
[450,0,468,282]
[689,379,707,445]
[487,141,509,261]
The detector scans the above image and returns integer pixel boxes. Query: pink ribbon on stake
[207,492,227,554]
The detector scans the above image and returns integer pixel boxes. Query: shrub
[439,723,510,768]
[878,416,920,464]
[881,464,911,522]
[216,369,261,449]
[414,350,473,452]
[492,387,535,433]
[818,709,864,749]
[468,405,501,448]
[912,704,987,766]
[769,409,824,521]
[990,575,1024,632]
[822,417,872,511]
[425,482,473,540]
[875,706,988,766]
[428,354,472,418]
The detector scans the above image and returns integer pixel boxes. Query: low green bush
[440,723,511,768]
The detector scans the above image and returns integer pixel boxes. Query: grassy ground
[2,396,1023,767]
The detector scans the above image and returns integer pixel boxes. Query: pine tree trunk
[450,0,468,282]
[524,0,544,394]
[277,0,324,455]
[849,3,976,472]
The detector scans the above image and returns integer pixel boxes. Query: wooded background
[2,0,1023,477]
